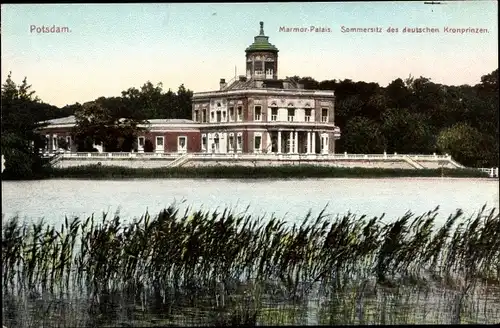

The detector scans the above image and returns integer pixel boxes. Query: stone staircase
[167,153,190,168]
[403,155,425,169]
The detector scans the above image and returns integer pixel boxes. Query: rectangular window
[254,135,262,152]
[237,106,243,121]
[202,109,207,122]
[178,136,187,152]
[194,110,199,122]
[222,111,226,121]
[179,137,186,147]
[287,108,295,122]
[254,61,263,71]
[254,106,262,121]
[228,136,234,151]
[322,108,328,122]
[305,109,311,122]
[216,111,221,122]
[202,135,207,151]
[156,136,164,146]
[211,112,215,121]
[138,137,145,147]
[271,108,278,121]
[237,135,242,150]
[229,107,234,121]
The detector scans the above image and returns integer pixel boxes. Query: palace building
[39,22,341,155]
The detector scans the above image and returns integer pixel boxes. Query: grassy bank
[1,164,490,180]
[2,204,499,326]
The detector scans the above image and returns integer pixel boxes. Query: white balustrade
[47,152,472,169]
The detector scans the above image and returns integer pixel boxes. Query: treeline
[292,70,498,167]
[1,69,498,178]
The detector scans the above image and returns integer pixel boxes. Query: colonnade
[275,130,328,154]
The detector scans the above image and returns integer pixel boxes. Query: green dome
[245,22,279,53]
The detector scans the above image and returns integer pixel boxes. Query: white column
[277,131,282,154]
[266,132,271,153]
[321,134,328,154]
[294,131,298,154]
[311,132,316,154]
[306,132,311,154]
[288,131,293,154]
[53,134,58,152]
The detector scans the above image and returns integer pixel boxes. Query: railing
[449,157,465,169]
[44,152,464,167]
[53,152,179,159]
[221,76,238,91]
[478,167,499,178]
[47,152,456,160]
[193,89,335,98]
[49,153,64,166]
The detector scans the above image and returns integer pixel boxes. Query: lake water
[2,177,500,327]
[2,177,499,225]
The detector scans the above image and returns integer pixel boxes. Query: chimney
[220,78,227,90]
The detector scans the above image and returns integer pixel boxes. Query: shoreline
[1,164,490,180]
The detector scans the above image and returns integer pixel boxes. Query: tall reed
[2,204,499,326]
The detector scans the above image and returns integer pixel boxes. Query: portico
[270,130,330,154]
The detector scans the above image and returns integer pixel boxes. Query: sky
[1,2,498,107]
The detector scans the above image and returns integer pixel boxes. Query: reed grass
[2,204,499,327]
[2,164,489,180]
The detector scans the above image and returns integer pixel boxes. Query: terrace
[43,151,470,170]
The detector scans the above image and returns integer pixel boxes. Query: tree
[381,108,436,154]
[289,76,319,89]
[343,116,386,153]
[385,78,411,109]
[72,100,147,152]
[175,84,194,119]
[1,72,48,178]
[436,123,490,167]
[121,82,193,119]
[477,69,498,94]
